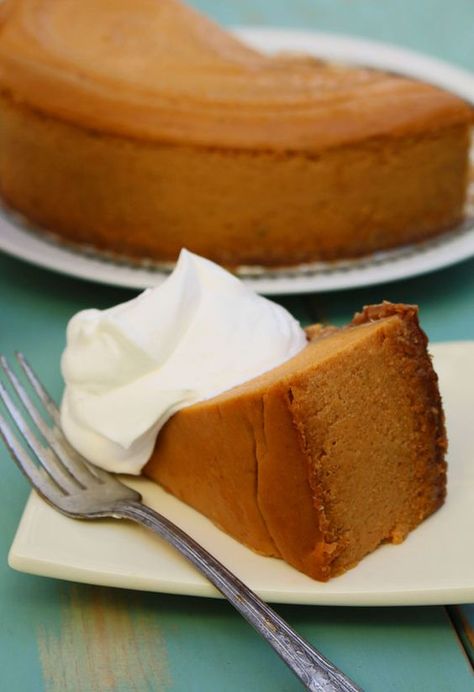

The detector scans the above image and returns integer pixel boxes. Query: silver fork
[0,353,362,692]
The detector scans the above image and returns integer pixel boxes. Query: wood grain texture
[37,585,170,692]
[0,1,474,690]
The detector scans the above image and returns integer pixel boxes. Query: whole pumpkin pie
[0,0,471,267]
[144,302,447,581]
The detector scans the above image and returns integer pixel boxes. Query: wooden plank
[448,605,474,669]
[2,1,474,683]
[1,560,473,691]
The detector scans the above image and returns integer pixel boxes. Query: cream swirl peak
[60,250,307,474]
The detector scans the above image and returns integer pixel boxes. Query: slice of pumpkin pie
[144,302,446,580]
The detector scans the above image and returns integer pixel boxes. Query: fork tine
[15,352,61,424]
[0,411,64,503]
[0,377,79,493]
[14,353,106,484]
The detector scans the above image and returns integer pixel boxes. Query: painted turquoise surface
[192,0,474,70]
[1,0,474,690]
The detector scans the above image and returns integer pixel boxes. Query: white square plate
[8,343,474,605]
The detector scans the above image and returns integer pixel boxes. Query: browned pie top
[0,0,471,150]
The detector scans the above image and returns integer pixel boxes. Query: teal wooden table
[1,1,474,690]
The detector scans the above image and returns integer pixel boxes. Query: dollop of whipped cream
[60,250,306,474]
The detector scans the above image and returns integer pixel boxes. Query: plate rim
[8,341,474,606]
[0,26,473,295]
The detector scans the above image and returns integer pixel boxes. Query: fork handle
[115,500,361,692]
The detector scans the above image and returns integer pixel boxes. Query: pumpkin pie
[0,0,471,266]
[144,302,447,580]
